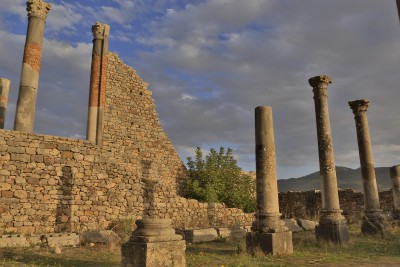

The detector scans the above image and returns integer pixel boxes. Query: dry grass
[0,224,399,266]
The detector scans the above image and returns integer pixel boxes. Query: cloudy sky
[1,0,400,179]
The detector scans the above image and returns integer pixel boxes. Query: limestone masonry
[0,50,253,234]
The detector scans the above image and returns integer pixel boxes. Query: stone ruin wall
[0,52,253,235]
[279,189,394,223]
[1,51,397,235]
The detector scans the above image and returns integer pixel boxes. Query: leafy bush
[184,147,256,213]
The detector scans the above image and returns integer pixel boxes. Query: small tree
[185,147,256,213]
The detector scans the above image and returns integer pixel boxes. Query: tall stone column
[0,79,11,129]
[349,99,385,235]
[86,22,109,144]
[309,75,349,244]
[390,165,400,220]
[14,0,51,133]
[246,106,293,256]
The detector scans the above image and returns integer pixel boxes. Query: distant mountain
[277,166,392,193]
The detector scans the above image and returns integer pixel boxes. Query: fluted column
[14,0,51,133]
[86,22,109,144]
[390,165,400,220]
[309,75,349,244]
[349,99,385,235]
[0,79,10,129]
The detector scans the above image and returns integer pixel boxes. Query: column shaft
[349,99,385,235]
[311,77,340,211]
[254,106,284,233]
[309,75,348,244]
[0,79,10,129]
[86,22,109,144]
[14,0,51,133]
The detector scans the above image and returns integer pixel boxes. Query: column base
[246,231,293,256]
[121,218,186,267]
[361,210,386,236]
[315,210,349,244]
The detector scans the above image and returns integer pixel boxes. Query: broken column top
[92,21,110,40]
[308,75,333,88]
[26,0,52,20]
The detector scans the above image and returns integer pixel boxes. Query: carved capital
[92,22,110,40]
[309,75,333,89]
[26,0,52,20]
[349,99,369,117]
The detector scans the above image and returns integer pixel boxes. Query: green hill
[278,166,392,193]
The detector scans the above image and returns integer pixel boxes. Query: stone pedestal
[390,165,400,220]
[309,75,349,244]
[14,0,51,133]
[246,231,293,256]
[0,78,10,129]
[246,106,292,256]
[121,218,185,267]
[349,99,385,235]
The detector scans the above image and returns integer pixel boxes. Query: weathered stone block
[246,231,293,256]
[315,221,349,244]
[181,228,218,243]
[283,219,303,232]
[297,219,318,231]
[0,234,29,248]
[42,233,79,247]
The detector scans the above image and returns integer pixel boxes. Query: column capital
[26,0,52,21]
[308,75,333,89]
[92,22,110,40]
[349,99,369,116]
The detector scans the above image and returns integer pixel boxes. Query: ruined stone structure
[309,75,349,244]
[14,0,51,133]
[246,107,293,256]
[390,165,400,220]
[279,189,394,223]
[121,219,186,267]
[0,79,10,129]
[349,99,385,235]
[0,12,254,234]
[87,22,110,144]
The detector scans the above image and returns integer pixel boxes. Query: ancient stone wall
[0,52,253,234]
[279,189,394,223]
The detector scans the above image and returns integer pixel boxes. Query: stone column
[349,99,385,235]
[0,79,11,129]
[246,106,293,256]
[121,218,186,267]
[14,0,51,133]
[390,165,400,220]
[86,22,109,144]
[309,75,349,244]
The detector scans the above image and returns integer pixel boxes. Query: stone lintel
[308,75,333,89]
[246,231,293,256]
[349,99,369,116]
[92,22,110,40]
[27,0,52,20]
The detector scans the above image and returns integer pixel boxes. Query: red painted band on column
[88,54,101,107]
[23,42,42,73]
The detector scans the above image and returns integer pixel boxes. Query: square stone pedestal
[121,218,186,267]
[121,237,185,267]
[246,231,293,256]
[315,221,349,244]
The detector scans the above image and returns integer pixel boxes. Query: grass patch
[0,225,399,266]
